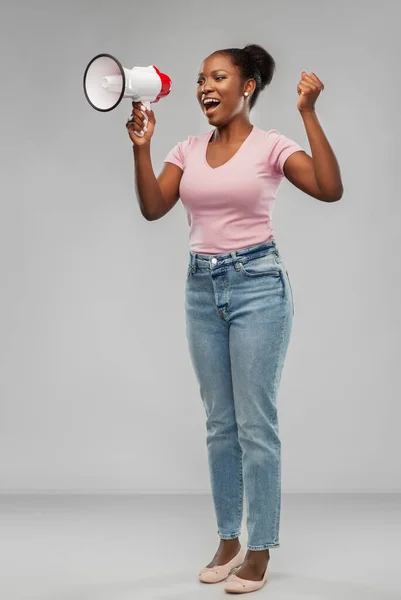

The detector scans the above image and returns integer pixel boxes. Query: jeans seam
[271,295,289,545]
[237,445,243,536]
[286,270,294,316]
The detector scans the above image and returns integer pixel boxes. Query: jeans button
[211,258,217,265]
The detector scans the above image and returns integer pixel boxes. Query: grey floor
[0,493,399,599]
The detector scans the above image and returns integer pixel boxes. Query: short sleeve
[268,130,305,178]
[163,137,191,171]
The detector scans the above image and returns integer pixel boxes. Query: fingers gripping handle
[134,100,151,138]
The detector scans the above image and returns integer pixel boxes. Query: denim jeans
[185,239,294,550]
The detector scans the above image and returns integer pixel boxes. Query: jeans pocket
[238,252,281,277]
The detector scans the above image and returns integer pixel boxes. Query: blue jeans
[185,239,294,550]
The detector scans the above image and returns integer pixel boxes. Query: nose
[200,88,213,103]
[200,79,214,95]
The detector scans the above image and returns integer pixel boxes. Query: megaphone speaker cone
[83,53,125,112]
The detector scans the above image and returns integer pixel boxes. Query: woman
[127,44,343,594]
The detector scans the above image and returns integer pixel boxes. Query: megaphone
[83,53,172,137]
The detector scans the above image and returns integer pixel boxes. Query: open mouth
[203,100,221,115]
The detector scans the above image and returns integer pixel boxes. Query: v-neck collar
[204,126,255,170]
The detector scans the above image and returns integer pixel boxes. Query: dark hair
[211,44,276,111]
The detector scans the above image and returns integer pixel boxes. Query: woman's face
[197,53,245,125]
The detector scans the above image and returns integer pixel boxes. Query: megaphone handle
[134,101,151,138]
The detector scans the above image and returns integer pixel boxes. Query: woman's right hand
[126,101,156,146]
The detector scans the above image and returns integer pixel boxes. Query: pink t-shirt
[163,125,304,254]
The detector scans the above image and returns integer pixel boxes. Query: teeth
[204,99,220,106]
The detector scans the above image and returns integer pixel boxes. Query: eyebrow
[197,69,229,76]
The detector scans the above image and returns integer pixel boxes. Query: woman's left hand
[297,71,324,112]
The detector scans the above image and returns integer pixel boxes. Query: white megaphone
[83,53,172,137]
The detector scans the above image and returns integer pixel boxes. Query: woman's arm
[283,109,344,202]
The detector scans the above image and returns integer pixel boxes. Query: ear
[245,79,256,96]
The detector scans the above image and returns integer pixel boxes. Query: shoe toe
[224,578,247,592]
[199,570,223,583]
[224,567,269,593]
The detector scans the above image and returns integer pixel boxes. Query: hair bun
[243,44,275,88]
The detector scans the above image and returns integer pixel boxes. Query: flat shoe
[223,562,269,593]
[199,547,246,583]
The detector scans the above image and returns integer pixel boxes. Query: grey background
[0,0,399,493]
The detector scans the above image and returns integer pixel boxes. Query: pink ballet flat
[223,562,269,593]
[198,547,246,583]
